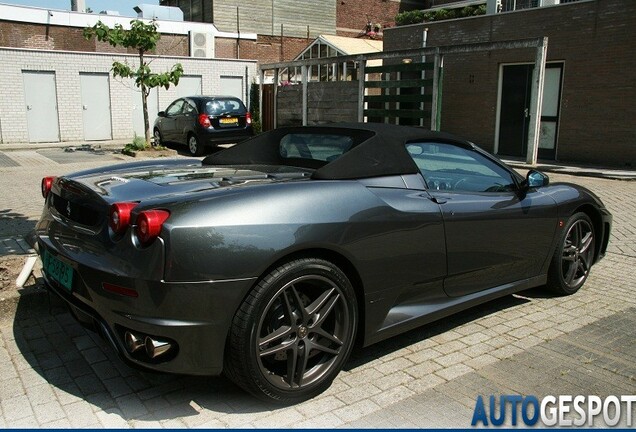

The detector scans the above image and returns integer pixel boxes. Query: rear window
[204,98,246,116]
[280,133,354,162]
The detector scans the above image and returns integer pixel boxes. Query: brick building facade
[160,0,421,62]
[384,0,635,167]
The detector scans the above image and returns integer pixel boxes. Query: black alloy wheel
[225,258,357,404]
[547,212,595,295]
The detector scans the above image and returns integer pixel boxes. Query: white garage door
[80,73,112,141]
[23,71,60,143]
[176,76,202,98]
[220,76,244,101]
[132,87,159,138]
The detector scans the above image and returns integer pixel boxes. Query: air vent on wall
[190,31,215,58]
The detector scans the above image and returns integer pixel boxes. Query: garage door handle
[83,105,88,110]
[26,105,32,111]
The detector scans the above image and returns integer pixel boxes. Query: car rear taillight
[246,112,252,125]
[41,176,56,199]
[198,114,211,128]
[135,210,170,246]
[109,202,138,234]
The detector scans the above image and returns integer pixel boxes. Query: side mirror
[526,169,549,188]
[157,111,166,117]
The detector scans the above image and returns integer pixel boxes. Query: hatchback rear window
[204,98,247,116]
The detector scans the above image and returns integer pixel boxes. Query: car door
[178,99,198,143]
[406,141,558,298]
[160,99,185,142]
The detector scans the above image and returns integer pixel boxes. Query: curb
[0,140,129,152]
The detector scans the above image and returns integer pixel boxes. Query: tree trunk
[139,49,151,147]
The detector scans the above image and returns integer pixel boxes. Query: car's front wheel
[225,258,357,404]
[546,212,595,295]
[188,134,204,156]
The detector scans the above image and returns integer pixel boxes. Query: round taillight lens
[41,176,56,199]
[198,114,211,128]
[109,202,137,234]
[246,112,252,125]
[135,210,170,246]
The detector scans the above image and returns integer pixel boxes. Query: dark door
[261,84,275,132]
[406,141,558,298]
[161,99,185,141]
[498,65,532,158]
[178,99,197,144]
[498,64,563,160]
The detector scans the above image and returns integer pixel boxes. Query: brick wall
[336,0,420,37]
[0,47,256,144]
[216,35,311,63]
[0,20,190,56]
[384,0,636,167]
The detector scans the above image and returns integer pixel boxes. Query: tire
[224,258,358,404]
[188,134,204,156]
[546,212,595,295]
[153,128,163,147]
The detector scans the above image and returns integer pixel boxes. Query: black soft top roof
[202,122,469,180]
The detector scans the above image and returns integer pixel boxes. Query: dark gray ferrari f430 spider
[34,123,611,403]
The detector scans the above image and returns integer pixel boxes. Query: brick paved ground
[0,150,634,427]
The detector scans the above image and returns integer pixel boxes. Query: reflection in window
[406,142,516,192]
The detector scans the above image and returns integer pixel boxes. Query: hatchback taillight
[41,176,56,199]
[198,114,211,128]
[109,202,138,234]
[246,112,252,125]
[135,210,170,246]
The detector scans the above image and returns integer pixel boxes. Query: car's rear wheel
[153,128,163,147]
[188,134,204,156]
[225,258,357,404]
[546,212,595,295]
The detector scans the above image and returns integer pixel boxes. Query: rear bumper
[196,127,253,146]
[37,238,256,376]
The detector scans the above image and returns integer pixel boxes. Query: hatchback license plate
[219,117,238,126]
[43,250,73,291]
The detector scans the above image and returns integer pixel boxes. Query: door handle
[83,105,88,110]
[430,197,447,204]
[26,105,32,111]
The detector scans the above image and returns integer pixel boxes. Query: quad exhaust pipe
[125,331,172,359]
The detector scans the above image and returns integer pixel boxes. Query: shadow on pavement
[346,294,530,369]
[11,283,533,423]
[0,209,37,238]
[11,289,273,423]
[163,142,227,158]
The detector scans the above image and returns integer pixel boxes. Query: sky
[1,0,159,16]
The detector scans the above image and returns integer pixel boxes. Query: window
[166,99,184,116]
[280,133,354,162]
[406,142,516,192]
[204,98,246,116]
[183,100,196,114]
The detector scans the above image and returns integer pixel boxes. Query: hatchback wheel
[188,134,204,156]
[546,212,595,295]
[225,258,357,404]
[153,129,162,147]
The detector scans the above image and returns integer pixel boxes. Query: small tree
[84,20,184,147]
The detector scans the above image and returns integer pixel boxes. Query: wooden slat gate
[362,60,442,129]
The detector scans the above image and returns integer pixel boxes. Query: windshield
[204,98,247,116]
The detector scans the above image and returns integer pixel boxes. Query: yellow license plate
[219,117,238,125]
